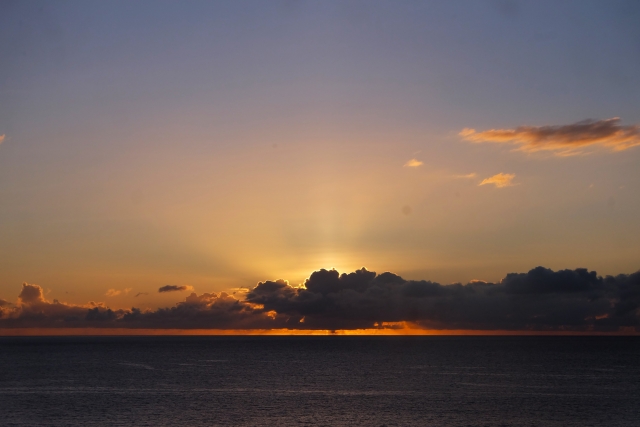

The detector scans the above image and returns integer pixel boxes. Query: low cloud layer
[158,285,194,293]
[479,173,516,188]
[460,118,640,156]
[1,267,639,332]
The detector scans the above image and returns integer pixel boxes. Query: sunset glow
[1,1,639,335]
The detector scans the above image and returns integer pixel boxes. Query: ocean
[0,336,638,426]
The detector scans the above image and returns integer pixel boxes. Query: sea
[0,336,638,426]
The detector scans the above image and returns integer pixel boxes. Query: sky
[1,0,639,332]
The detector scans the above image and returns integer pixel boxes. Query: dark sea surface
[0,336,639,426]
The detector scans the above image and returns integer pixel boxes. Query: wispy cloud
[135,292,148,297]
[0,135,5,144]
[404,158,423,167]
[479,173,515,188]
[454,173,477,179]
[158,285,194,293]
[105,288,132,297]
[460,118,640,156]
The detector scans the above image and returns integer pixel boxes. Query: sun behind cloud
[3,267,640,333]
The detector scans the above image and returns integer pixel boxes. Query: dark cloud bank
[1,267,639,332]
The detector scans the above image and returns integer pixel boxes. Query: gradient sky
[1,0,639,312]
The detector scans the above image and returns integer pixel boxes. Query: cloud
[0,134,5,144]
[404,158,423,167]
[479,173,515,188]
[460,118,640,156]
[1,283,124,328]
[135,292,148,297]
[454,173,477,179]
[105,288,132,297]
[19,283,45,304]
[0,299,12,307]
[1,267,640,332]
[105,289,120,297]
[244,267,640,332]
[158,285,194,293]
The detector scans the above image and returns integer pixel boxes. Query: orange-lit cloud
[479,173,515,188]
[460,118,640,156]
[0,134,5,144]
[105,288,132,297]
[404,158,423,167]
[158,285,194,293]
[454,173,477,179]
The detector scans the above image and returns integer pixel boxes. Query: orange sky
[1,2,639,333]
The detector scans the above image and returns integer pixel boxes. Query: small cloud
[158,285,194,293]
[459,118,640,156]
[105,288,132,297]
[135,292,148,297]
[454,173,477,179]
[459,128,476,138]
[479,173,516,188]
[0,134,5,144]
[0,298,12,307]
[404,158,423,167]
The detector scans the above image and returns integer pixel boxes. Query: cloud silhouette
[1,267,639,332]
[479,173,516,188]
[404,158,423,167]
[244,267,640,331]
[19,283,45,304]
[460,118,640,156]
[1,283,123,328]
[158,285,194,293]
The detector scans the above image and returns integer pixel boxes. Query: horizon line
[1,328,638,337]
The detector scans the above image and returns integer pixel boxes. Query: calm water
[0,336,638,426]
